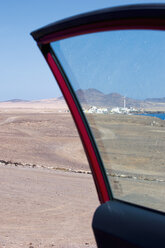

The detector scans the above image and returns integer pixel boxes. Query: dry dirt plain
[87,113,165,211]
[0,102,99,248]
[1,101,165,247]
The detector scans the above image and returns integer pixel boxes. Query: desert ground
[0,100,165,247]
[0,102,88,171]
[87,113,165,211]
[0,101,99,248]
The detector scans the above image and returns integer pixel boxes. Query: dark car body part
[31,4,165,43]
[31,4,165,247]
[93,200,165,248]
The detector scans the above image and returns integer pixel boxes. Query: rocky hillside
[75,88,142,108]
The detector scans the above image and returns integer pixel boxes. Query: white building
[84,106,108,114]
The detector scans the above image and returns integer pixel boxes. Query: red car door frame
[31,4,165,247]
[31,4,165,204]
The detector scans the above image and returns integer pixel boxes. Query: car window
[51,30,165,212]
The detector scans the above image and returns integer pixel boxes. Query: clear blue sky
[1,0,165,101]
[52,30,165,100]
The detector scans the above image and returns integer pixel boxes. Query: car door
[31,4,165,247]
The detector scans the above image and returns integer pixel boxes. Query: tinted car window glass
[51,30,165,212]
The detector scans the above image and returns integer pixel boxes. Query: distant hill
[72,88,142,108]
[76,88,104,105]
[145,97,165,103]
[4,90,159,110]
[5,94,165,106]
[4,99,30,103]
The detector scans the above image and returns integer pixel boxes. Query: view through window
[52,29,165,212]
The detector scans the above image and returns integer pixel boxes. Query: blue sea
[141,113,165,120]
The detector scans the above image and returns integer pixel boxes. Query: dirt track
[87,113,165,211]
[0,106,98,248]
[0,166,98,248]
[0,111,88,171]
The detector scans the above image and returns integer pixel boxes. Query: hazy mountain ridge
[145,97,165,103]
[3,89,165,109]
[75,88,143,108]
[3,99,30,103]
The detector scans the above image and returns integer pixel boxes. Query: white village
[83,96,139,115]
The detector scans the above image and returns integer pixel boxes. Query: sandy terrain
[0,110,88,171]
[1,100,165,247]
[0,99,68,112]
[0,104,98,248]
[87,113,165,211]
[0,166,98,248]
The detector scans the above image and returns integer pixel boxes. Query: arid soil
[0,111,88,171]
[87,113,165,211]
[0,166,98,248]
[1,101,165,247]
[0,104,99,248]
